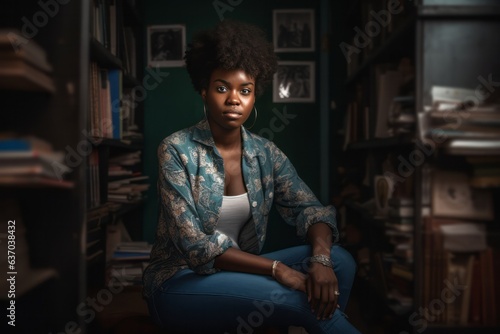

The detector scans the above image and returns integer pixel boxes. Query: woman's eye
[241,88,251,95]
[216,86,227,93]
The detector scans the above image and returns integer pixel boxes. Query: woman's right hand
[273,262,307,293]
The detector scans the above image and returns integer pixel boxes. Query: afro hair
[184,20,278,96]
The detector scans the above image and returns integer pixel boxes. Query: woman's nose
[226,91,240,105]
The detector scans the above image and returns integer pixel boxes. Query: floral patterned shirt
[143,119,338,297]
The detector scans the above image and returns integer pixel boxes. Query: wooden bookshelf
[334,1,500,333]
[0,1,145,332]
[86,0,147,296]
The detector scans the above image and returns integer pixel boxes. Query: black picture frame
[273,9,315,52]
[147,24,186,67]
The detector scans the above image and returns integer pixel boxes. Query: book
[432,169,494,220]
[431,86,482,109]
[0,52,52,73]
[375,68,404,138]
[0,29,52,73]
[442,138,500,155]
[0,175,74,188]
[445,252,474,324]
[0,136,53,152]
[0,60,55,92]
[439,223,487,253]
[108,69,122,139]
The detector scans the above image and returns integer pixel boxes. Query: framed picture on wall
[273,9,315,52]
[147,24,186,67]
[273,61,315,103]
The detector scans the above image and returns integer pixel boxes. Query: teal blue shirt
[143,119,338,297]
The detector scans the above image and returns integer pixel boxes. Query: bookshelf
[334,1,500,333]
[86,0,149,289]
[0,1,146,333]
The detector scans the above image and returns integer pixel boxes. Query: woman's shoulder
[244,128,275,148]
[158,122,201,150]
[243,129,287,161]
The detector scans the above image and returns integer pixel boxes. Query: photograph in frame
[273,61,315,103]
[273,9,315,52]
[147,24,186,67]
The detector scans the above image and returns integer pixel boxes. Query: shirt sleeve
[268,141,339,242]
[157,140,233,274]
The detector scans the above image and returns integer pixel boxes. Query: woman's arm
[306,222,339,320]
[157,140,233,274]
[214,247,274,276]
[214,248,307,292]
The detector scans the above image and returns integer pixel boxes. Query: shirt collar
[192,119,265,159]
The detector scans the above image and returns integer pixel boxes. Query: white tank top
[215,193,251,249]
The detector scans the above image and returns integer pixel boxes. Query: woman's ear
[201,89,206,102]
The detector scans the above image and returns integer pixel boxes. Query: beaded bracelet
[309,254,333,268]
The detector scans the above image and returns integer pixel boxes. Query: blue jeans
[146,245,361,334]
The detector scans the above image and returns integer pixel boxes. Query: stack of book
[107,241,151,287]
[107,151,149,203]
[386,197,414,233]
[421,85,500,155]
[388,96,415,136]
[383,197,414,313]
[0,29,55,92]
[107,175,149,203]
[0,136,72,187]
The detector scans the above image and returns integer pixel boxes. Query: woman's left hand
[306,262,339,320]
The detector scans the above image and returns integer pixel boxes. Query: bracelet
[309,254,333,268]
[271,260,280,278]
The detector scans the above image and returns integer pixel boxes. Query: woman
[143,20,361,334]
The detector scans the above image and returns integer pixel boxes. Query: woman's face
[202,68,255,132]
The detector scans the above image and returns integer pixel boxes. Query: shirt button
[269,192,273,198]
[252,201,257,208]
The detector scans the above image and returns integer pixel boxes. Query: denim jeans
[145,245,361,334]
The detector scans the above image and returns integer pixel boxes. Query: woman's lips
[223,111,242,119]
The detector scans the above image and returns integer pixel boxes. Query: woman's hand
[273,262,307,293]
[306,262,339,320]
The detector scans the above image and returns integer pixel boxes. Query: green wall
[142,0,328,250]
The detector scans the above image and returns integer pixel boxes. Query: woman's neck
[208,122,242,152]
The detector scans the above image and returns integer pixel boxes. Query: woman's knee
[330,245,357,281]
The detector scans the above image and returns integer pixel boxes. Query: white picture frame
[273,61,315,103]
[273,9,315,52]
[147,24,186,67]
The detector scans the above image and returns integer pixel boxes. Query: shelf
[346,136,414,150]
[92,137,143,150]
[0,175,75,189]
[418,5,500,18]
[109,200,145,218]
[90,38,122,69]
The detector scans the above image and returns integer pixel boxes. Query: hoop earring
[246,106,258,129]
[203,104,207,118]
